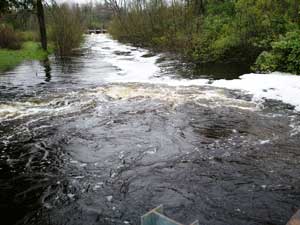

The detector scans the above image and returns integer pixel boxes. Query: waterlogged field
[1,34,300,225]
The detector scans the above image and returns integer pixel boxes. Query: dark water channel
[1,34,300,225]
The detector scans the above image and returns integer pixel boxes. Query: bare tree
[36,0,47,50]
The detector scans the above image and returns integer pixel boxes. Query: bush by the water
[19,31,40,42]
[49,4,85,56]
[0,24,21,50]
[254,31,300,75]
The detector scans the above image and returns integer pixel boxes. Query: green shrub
[254,31,300,74]
[253,51,279,72]
[19,31,40,42]
[152,36,168,47]
[49,4,85,56]
[0,24,21,50]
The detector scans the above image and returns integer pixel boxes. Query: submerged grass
[0,42,54,71]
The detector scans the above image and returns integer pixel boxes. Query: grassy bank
[0,41,53,72]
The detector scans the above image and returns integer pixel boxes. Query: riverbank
[0,42,53,72]
[108,1,300,75]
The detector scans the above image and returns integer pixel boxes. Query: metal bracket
[141,205,199,225]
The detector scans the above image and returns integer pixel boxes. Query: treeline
[80,1,113,30]
[107,0,300,74]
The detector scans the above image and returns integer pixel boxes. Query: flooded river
[1,34,300,225]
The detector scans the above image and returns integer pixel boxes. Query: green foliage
[49,4,85,56]
[0,41,53,71]
[108,0,300,74]
[254,31,300,74]
[253,51,279,72]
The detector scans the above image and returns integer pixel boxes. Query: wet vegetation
[0,41,52,71]
[0,0,109,70]
[48,4,85,56]
[107,0,300,74]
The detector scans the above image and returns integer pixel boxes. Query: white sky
[55,0,103,4]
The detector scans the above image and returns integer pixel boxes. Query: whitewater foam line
[91,34,300,111]
[89,34,161,83]
[211,73,300,111]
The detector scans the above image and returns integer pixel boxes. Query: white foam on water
[89,34,209,85]
[90,34,162,83]
[259,140,271,145]
[212,73,300,111]
[2,34,299,124]
[92,34,300,112]
[289,116,300,136]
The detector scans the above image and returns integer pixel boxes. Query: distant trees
[80,1,113,29]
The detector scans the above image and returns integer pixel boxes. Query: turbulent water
[1,34,300,225]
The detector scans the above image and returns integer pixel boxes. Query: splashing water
[1,34,300,225]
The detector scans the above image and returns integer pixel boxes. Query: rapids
[1,34,300,225]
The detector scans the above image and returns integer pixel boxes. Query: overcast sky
[55,0,103,4]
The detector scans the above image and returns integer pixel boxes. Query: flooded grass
[0,42,53,72]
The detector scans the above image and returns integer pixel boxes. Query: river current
[1,34,300,225]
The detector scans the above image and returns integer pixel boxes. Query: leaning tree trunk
[36,0,47,51]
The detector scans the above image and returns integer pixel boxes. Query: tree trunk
[295,0,300,24]
[36,0,47,51]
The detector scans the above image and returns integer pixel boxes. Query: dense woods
[107,0,300,74]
